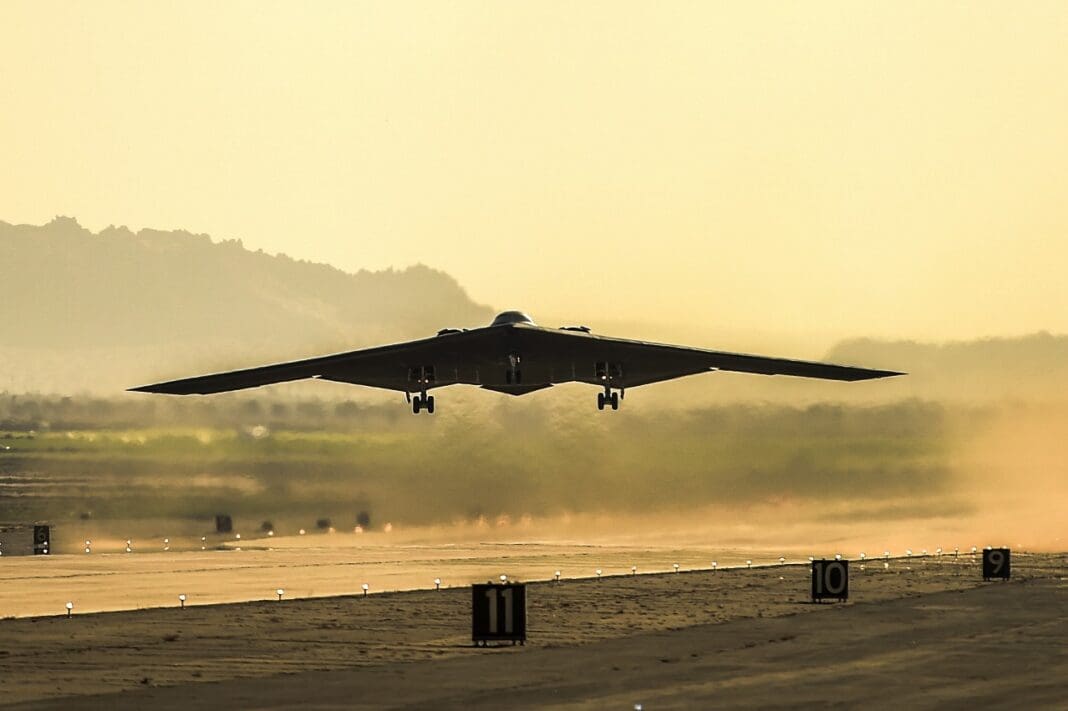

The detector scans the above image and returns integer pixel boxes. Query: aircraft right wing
[516,326,903,388]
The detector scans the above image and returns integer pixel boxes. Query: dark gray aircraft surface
[130,311,902,413]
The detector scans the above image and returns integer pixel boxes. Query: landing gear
[594,361,623,411]
[506,354,522,384]
[597,388,620,411]
[407,365,437,415]
[411,392,435,414]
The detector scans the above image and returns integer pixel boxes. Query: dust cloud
[2,391,1063,554]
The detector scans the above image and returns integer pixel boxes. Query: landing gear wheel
[426,395,435,414]
[413,398,422,414]
[610,392,619,410]
[597,392,606,410]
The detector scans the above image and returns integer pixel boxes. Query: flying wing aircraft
[129,311,903,413]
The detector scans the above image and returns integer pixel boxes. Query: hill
[0,217,492,392]
[822,332,1068,403]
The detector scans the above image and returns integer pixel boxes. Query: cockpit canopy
[490,310,536,327]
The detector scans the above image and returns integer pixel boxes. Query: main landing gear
[597,387,622,411]
[406,391,435,414]
[407,365,436,415]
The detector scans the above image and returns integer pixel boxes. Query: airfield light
[859,552,866,560]
[85,547,90,554]
[235,533,241,540]
[66,602,73,618]
[276,588,284,601]
[746,560,752,569]
[884,551,890,559]
[808,556,814,563]
[596,569,602,580]
[711,561,717,572]
[954,547,959,557]
[125,545,132,553]
[922,549,928,556]
[631,565,637,575]
[499,574,507,583]
[835,554,842,561]
[267,530,274,537]
[936,547,943,556]
[434,578,441,590]
[179,594,186,608]
[673,563,679,574]
[362,583,370,596]
[554,571,561,582]
[906,549,912,557]
[299,529,306,536]
[779,557,786,566]
[971,546,977,555]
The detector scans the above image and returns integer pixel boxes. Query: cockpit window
[490,311,535,326]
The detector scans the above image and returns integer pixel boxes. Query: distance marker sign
[472,583,526,645]
[982,548,1011,580]
[33,525,50,555]
[811,559,848,602]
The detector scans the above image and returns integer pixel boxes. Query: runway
[0,535,781,618]
[1,551,1063,708]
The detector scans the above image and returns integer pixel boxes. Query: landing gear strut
[410,391,435,414]
[597,387,620,411]
[594,361,623,411]
[407,365,436,415]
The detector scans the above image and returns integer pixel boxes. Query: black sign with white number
[811,559,849,602]
[33,525,50,555]
[472,583,526,645]
[982,548,1011,580]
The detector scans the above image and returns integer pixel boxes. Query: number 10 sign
[472,583,527,646]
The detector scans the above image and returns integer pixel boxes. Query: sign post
[982,548,1011,580]
[472,582,527,646]
[811,559,849,603]
[33,525,50,555]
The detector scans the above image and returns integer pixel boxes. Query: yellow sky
[2,1,1066,343]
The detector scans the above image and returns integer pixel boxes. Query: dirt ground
[0,552,1064,708]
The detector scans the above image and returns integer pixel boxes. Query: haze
[3,2,1067,343]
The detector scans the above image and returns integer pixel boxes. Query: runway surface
[0,534,829,618]
[1,552,1064,708]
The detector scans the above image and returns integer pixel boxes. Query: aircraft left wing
[128,329,494,395]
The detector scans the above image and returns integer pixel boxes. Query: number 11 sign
[472,583,527,646]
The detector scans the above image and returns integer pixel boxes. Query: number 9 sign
[982,548,1011,580]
